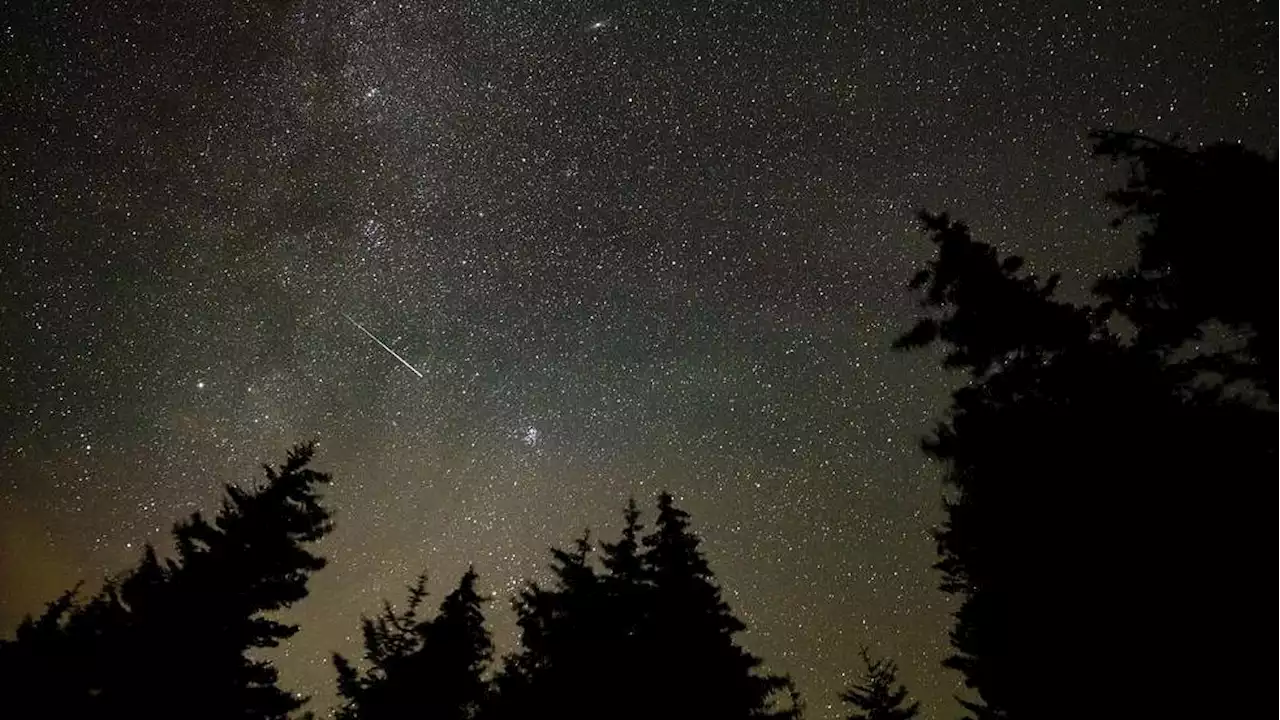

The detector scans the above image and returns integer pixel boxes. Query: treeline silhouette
[333,493,806,720]
[0,454,819,720]
[0,446,334,719]
[1,130,1273,720]
[895,130,1275,720]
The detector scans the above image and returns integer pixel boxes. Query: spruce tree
[1091,130,1277,397]
[640,492,800,720]
[593,499,654,720]
[334,574,432,720]
[839,649,919,720]
[425,568,493,719]
[0,443,334,720]
[491,496,800,720]
[599,499,649,668]
[601,498,645,587]
[335,568,492,720]
[492,532,605,720]
[0,588,90,717]
[896,133,1275,720]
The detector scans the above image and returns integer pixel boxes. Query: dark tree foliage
[597,497,649,696]
[488,531,613,720]
[0,443,334,720]
[490,494,800,720]
[335,574,431,719]
[839,648,920,720]
[335,568,492,720]
[1092,130,1278,398]
[642,493,800,720]
[897,134,1276,720]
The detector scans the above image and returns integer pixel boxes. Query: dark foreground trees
[0,443,334,720]
[897,132,1276,720]
[334,568,492,720]
[495,492,800,720]
[840,648,920,720]
[2,450,805,720]
[341,494,800,720]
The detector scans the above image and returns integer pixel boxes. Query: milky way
[1,2,1273,716]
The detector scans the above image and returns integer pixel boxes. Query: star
[1,3,1271,718]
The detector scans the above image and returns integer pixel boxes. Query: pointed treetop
[840,648,920,720]
[644,491,713,581]
[602,497,645,580]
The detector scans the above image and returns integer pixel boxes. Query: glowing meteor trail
[343,313,424,378]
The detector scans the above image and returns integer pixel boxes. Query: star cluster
[1,1,1273,716]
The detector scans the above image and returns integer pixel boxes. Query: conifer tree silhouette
[490,532,606,720]
[0,443,334,720]
[335,568,492,720]
[839,649,919,720]
[640,492,800,720]
[897,133,1275,720]
[490,495,799,720]
[1091,130,1278,398]
[597,497,650,719]
[601,498,646,592]
[334,574,431,720]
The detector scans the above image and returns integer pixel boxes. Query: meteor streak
[343,313,424,378]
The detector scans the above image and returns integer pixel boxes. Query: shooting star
[343,313,424,378]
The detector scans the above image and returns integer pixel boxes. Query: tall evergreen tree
[0,587,88,717]
[490,532,606,720]
[0,443,334,720]
[598,497,649,683]
[640,493,800,720]
[590,499,655,720]
[335,568,492,720]
[334,574,432,720]
[601,498,645,586]
[839,649,919,720]
[426,568,493,719]
[491,496,799,720]
[1091,130,1277,397]
[896,134,1275,720]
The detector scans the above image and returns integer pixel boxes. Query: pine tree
[640,492,800,720]
[601,498,645,586]
[1091,130,1277,398]
[335,568,492,720]
[334,574,432,720]
[0,587,90,717]
[490,496,800,720]
[599,498,648,664]
[425,568,493,720]
[896,132,1275,720]
[839,649,919,720]
[491,532,605,720]
[0,443,334,720]
[590,499,654,720]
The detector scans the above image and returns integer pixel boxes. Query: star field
[1,1,1274,717]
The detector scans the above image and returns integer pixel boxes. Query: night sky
[1,1,1274,717]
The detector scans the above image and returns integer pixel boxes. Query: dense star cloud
[1,1,1273,716]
